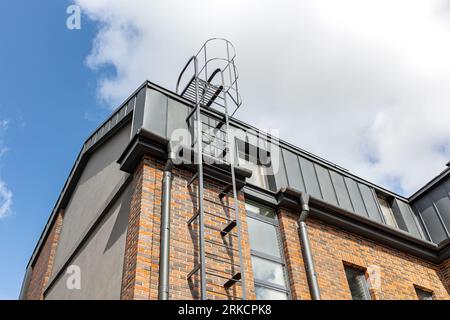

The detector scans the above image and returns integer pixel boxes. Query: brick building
[19,41,450,300]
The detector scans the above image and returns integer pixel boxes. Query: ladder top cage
[176,38,242,117]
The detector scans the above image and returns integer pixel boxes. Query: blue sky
[0,1,108,299]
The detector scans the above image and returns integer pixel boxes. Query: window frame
[375,192,399,229]
[236,139,276,190]
[343,265,372,300]
[414,286,434,300]
[246,202,291,299]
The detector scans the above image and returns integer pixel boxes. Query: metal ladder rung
[205,272,243,289]
[206,289,243,300]
[202,154,230,166]
[184,82,223,97]
[204,210,233,222]
[203,197,234,210]
[185,80,223,99]
[188,210,233,227]
[203,168,233,185]
[220,220,237,236]
[200,131,227,142]
[205,271,242,283]
[205,86,223,107]
[201,119,227,132]
[205,253,241,267]
[201,131,228,144]
[204,265,240,276]
[204,238,239,252]
[204,224,238,237]
[184,86,223,107]
[188,170,233,189]
[201,143,229,154]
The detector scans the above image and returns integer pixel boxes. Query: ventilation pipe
[298,193,321,300]
[158,146,175,300]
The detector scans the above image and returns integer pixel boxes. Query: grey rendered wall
[45,183,132,300]
[412,176,450,243]
[52,123,131,274]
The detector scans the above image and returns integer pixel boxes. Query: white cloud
[0,120,8,130]
[0,119,12,218]
[0,180,12,218]
[76,0,450,195]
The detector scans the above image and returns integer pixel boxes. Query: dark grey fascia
[140,81,411,202]
[272,187,446,263]
[117,127,252,187]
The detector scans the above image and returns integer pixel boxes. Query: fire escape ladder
[176,38,246,300]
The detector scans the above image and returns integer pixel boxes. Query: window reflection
[251,256,286,287]
[246,201,289,299]
[247,217,281,258]
[255,285,288,300]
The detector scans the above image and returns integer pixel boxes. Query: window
[237,140,275,189]
[376,194,398,228]
[415,287,433,300]
[246,200,289,300]
[344,266,371,300]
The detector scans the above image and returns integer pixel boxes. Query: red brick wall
[278,209,311,300]
[121,158,450,300]
[278,208,450,300]
[167,164,255,300]
[25,211,63,300]
[27,154,450,300]
[120,156,255,300]
[120,157,164,300]
[440,258,450,294]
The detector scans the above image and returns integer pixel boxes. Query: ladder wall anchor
[219,185,233,199]
[187,210,200,225]
[187,171,199,187]
[187,264,201,279]
[220,220,237,236]
[224,272,242,289]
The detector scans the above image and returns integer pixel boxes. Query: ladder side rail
[192,57,207,300]
[220,70,247,300]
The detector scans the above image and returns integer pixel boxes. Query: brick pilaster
[120,157,163,300]
[25,210,63,300]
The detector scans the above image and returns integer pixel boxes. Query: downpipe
[158,148,175,300]
[298,193,321,300]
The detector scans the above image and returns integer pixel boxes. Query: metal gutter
[297,191,321,300]
[158,145,175,300]
[273,186,443,263]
